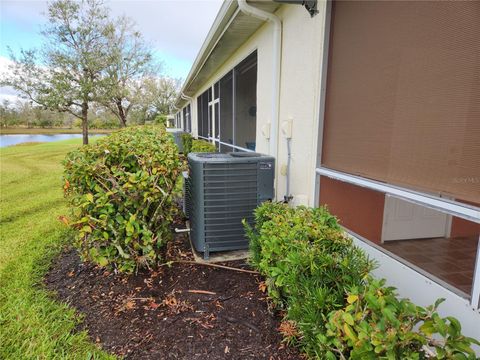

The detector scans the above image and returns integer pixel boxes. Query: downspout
[237,0,281,159]
[180,93,193,132]
[285,137,293,202]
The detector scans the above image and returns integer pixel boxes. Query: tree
[98,17,154,127]
[1,0,113,144]
[129,76,180,124]
[0,100,12,127]
[147,77,180,116]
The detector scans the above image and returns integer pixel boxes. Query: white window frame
[205,78,255,153]
[316,167,480,223]
[208,86,219,144]
[312,2,480,337]
[315,166,480,308]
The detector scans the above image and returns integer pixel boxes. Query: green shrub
[63,126,182,273]
[181,133,193,155]
[244,202,374,356]
[153,114,167,126]
[324,277,479,359]
[182,135,216,156]
[245,202,479,358]
[191,139,216,153]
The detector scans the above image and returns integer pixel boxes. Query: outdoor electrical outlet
[281,118,293,138]
[280,164,288,176]
[261,123,271,139]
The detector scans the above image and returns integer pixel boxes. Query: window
[209,83,220,141]
[219,71,234,152]
[318,1,480,298]
[197,89,210,139]
[319,175,479,297]
[234,52,257,151]
[195,51,257,152]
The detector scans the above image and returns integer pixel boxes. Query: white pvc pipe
[237,0,281,159]
[285,137,292,200]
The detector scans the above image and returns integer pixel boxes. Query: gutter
[237,0,282,159]
[174,94,191,114]
[180,93,193,102]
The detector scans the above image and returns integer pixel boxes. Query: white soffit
[176,1,280,108]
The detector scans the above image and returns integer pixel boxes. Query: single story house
[174,0,480,341]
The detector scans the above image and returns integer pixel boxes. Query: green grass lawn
[0,140,114,359]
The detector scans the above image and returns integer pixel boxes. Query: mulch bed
[44,221,302,360]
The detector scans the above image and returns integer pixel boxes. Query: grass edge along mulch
[0,139,113,359]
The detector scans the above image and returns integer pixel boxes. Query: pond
[0,133,106,147]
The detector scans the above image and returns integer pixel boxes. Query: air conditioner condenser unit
[166,128,187,153]
[185,152,275,259]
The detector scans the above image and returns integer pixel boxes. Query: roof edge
[175,1,239,109]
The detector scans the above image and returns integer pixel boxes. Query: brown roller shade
[322,1,480,203]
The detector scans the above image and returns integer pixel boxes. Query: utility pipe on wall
[285,137,293,202]
[180,93,193,132]
[237,0,282,159]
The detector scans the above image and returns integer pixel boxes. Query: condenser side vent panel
[166,128,187,153]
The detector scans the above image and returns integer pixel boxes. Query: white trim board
[193,136,255,153]
[312,0,332,208]
[315,167,480,223]
[209,138,255,153]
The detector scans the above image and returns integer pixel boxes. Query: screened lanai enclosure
[197,51,257,152]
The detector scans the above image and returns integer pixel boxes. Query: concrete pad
[187,232,250,263]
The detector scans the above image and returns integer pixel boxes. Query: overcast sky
[0,0,223,103]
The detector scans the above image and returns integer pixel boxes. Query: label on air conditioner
[259,162,273,170]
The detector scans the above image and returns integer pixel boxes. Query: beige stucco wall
[188,3,328,205]
[275,4,326,205]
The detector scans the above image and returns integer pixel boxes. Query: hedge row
[63,126,181,273]
[244,202,479,359]
[63,128,218,273]
[181,133,216,155]
[191,139,216,153]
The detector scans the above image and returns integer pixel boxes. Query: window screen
[234,52,257,151]
[197,89,209,138]
[219,71,234,152]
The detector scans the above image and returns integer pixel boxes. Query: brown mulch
[44,224,302,360]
